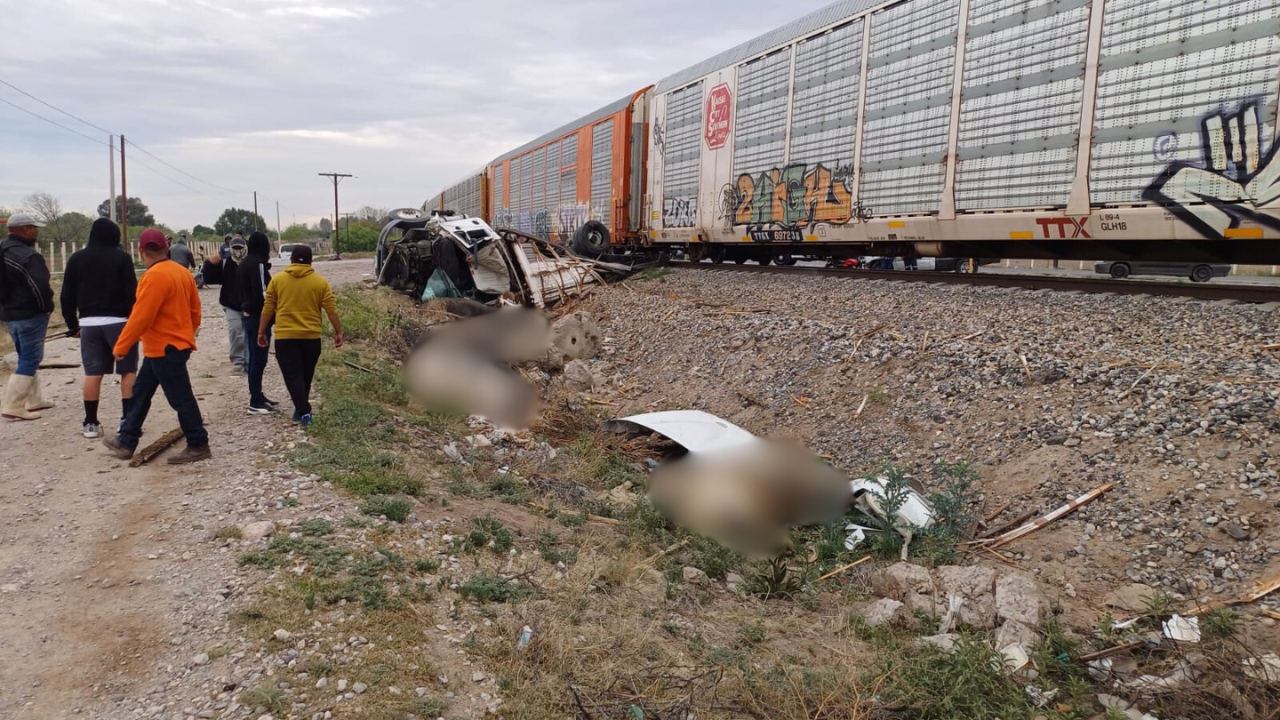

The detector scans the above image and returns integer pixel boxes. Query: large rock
[995,619,1040,650]
[995,572,1050,627]
[241,521,276,542]
[1104,583,1158,613]
[545,313,602,369]
[906,591,945,617]
[862,598,910,628]
[562,359,604,391]
[936,565,998,629]
[872,562,935,600]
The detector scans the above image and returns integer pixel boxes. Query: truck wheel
[1190,264,1213,283]
[1109,263,1131,279]
[571,221,610,257]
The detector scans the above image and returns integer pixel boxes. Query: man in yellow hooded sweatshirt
[256,245,343,427]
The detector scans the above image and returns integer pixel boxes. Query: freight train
[426,0,1280,265]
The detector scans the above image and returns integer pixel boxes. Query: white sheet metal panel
[443,174,483,218]
[492,164,505,215]
[733,49,793,178]
[532,146,547,213]
[519,153,533,213]
[591,119,614,222]
[859,0,961,215]
[656,0,881,94]
[955,0,1091,209]
[1089,0,1280,204]
[661,83,704,228]
[545,140,561,214]
[788,19,863,170]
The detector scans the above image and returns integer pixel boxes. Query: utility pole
[253,191,260,231]
[318,172,353,257]
[120,135,128,242]
[109,135,116,222]
[276,201,281,243]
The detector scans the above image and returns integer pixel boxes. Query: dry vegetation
[221,286,1280,720]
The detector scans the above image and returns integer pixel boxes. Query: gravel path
[593,270,1280,635]
[0,260,410,719]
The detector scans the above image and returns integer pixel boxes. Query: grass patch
[360,495,413,523]
[238,551,283,568]
[457,573,532,604]
[639,267,674,281]
[294,518,334,537]
[215,526,243,541]
[238,685,287,713]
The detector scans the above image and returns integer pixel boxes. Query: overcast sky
[0,0,830,231]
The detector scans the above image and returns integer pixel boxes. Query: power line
[127,141,240,195]
[0,77,113,135]
[0,95,111,148]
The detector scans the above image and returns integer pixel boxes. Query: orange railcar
[484,87,651,255]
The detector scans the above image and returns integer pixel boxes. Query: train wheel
[758,255,772,265]
[776,254,796,266]
[1109,263,1131,279]
[709,245,725,264]
[734,255,747,264]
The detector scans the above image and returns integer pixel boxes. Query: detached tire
[571,221,610,257]
[1190,264,1213,283]
[1109,263,1131,279]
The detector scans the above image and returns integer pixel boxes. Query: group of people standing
[1,215,343,465]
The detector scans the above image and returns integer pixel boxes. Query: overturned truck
[375,209,648,308]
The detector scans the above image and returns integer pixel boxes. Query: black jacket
[237,232,272,315]
[60,218,137,332]
[201,256,241,310]
[0,234,55,322]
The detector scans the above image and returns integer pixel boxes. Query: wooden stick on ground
[852,324,890,354]
[855,395,869,416]
[1020,354,1033,382]
[635,539,690,569]
[979,508,1039,539]
[988,482,1117,549]
[1119,365,1157,399]
[129,428,184,467]
[817,555,872,582]
[1261,609,1280,621]
[919,331,930,353]
[983,501,1012,523]
[1258,344,1280,351]
[343,360,375,374]
[1076,640,1147,663]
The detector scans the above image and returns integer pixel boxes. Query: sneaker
[300,413,313,428]
[291,410,302,423]
[167,444,212,464]
[82,422,102,439]
[102,435,135,460]
[247,405,272,415]
[231,366,247,375]
[263,397,281,408]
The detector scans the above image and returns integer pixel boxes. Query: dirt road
[0,260,373,718]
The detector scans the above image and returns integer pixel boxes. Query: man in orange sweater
[103,229,212,464]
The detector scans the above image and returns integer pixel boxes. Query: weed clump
[360,495,412,523]
[457,573,532,603]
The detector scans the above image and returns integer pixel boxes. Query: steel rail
[665,262,1280,304]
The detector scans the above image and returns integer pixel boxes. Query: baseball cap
[230,236,247,248]
[5,212,46,229]
[139,228,169,250]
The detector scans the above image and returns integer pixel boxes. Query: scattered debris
[850,477,936,532]
[607,410,757,454]
[816,555,871,582]
[1242,653,1280,682]
[1161,614,1200,643]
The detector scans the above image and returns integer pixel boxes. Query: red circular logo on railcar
[704,84,732,150]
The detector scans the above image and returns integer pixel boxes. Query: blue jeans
[242,314,272,405]
[6,314,50,376]
[119,345,207,449]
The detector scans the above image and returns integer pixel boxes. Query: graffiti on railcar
[558,205,589,239]
[493,207,514,231]
[732,162,863,229]
[653,120,666,155]
[1144,100,1280,240]
[663,197,698,227]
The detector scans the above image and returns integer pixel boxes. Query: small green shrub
[360,495,412,522]
[458,574,532,603]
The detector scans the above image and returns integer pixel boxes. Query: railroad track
[666,262,1280,304]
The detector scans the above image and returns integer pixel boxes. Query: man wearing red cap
[102,229,212,463]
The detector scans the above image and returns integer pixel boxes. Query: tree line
[4,194,395,252]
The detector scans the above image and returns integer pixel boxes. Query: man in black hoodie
[201,234,247,373]
[237,231,278,413]
[61,217,140,438]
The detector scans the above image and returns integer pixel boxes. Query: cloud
[0,0,834,228]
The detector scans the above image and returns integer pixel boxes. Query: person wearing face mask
[201,234,248,374]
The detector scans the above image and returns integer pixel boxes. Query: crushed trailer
[374,209,656,308]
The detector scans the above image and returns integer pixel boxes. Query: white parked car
[278,244,301,263]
